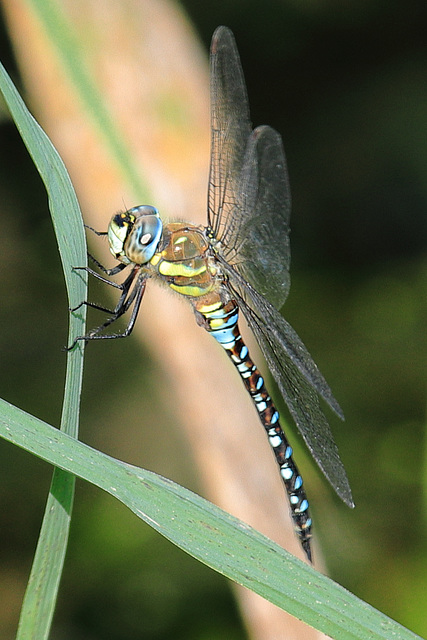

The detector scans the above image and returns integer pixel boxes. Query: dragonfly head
[108,205,163,265]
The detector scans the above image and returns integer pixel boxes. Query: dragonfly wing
[208,26,252,240]
[209,29,291,311]
[223,125,291,310]
[208,27,291,308]
[208,28,352,506]
[222,266,353,507]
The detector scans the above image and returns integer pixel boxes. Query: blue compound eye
[107,205,163,264]
[123,206,163,264]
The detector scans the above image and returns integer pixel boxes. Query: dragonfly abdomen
[196,298,313,561]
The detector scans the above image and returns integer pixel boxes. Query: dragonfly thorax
[149,222,220,298]
[108,205,163,265]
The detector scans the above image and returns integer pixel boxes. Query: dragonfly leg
[67,270,146,350]
[70,299,118,315]
[87,253,128,277]
[84,224,107,237]
[73,261,127,286]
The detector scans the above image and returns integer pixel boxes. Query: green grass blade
[0,60,86,639]
[0,399,421,640]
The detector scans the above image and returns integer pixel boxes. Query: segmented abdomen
[198,298,312,561]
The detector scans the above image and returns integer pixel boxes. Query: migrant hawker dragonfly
[70,26,353,561]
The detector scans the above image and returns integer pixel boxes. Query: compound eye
[107,205,162,264]
[123,206,163,264]
[128,205,159,218]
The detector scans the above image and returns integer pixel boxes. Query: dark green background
[0,1,426,638]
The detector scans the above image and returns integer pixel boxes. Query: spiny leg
[87,252,128,277]
[70,261,129,321]
[199,300,312,561]
[67,268,147,349]
[84,224,107,237]
[70,264,138,315]
[72,253,128,287]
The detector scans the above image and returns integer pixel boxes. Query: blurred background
[0,0,426,638]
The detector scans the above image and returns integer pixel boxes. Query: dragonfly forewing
[208,26,252,240]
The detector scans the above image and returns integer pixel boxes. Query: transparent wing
[220,262,353,507]
[209,28,352,505]
[208,26,252,240]
[224,125,291,309]
[208,29,291,310]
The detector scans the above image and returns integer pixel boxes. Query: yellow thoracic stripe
[158,260,207,278]
[169,283,209,296]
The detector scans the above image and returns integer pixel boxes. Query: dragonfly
[69,26,353,561]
